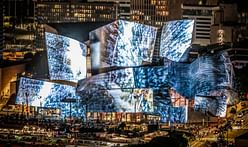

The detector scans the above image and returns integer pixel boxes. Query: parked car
[237,112,243,118]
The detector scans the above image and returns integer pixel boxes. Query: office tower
[236,0,248,42]
[3,0,34,22]
[182,4,219,46]
[130,0,169,27]
[34,1,117,50]
[182,0,218,5]
[0,1,4,51]
[213,1,248,67]
[2,0,35,58]
[88,0,131,20]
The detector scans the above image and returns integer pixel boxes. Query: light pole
[25,91,29,119]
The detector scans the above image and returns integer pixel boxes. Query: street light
[25,91,29,119]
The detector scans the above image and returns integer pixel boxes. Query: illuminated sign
[217,29,224,45]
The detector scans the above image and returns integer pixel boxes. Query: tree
[229,107,236,115]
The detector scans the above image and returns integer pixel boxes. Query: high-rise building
[210,3,238,45]
[34,1,117,50]
[3,0,34,23]
[0,1,4,51]
[35,2,117,23]
[130,0,169,27]
[237,0,248,42]
[182,0,218,6]
[211,1,248,67]
[88,0,182,26]
[88,0,131,20]
[182,4,219,46]
[183,1,248,68]
[2,0,35,55]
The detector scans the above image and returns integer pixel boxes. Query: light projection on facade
[89,20,157,73]
[189,51,234,99]
[194,96,227,117]
[80,88,153,113]
[133,66,169,89]
[160,19,194,62]
[79,51,233,99]
[77,66,169,91]
[16,19,235,123]
[16,77,83,118]
[77,68,135,91]
[45,32,87,82]
[77,51,234,122]
[169,88,189,107]
[79,19,234,122]
[156,105,188,123]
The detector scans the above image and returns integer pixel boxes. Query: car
[214,130,219,134]
[235,120,242,126]
[237,112,243,118]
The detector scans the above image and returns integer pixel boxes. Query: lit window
[54,5,61,9]
[151,0,156,5]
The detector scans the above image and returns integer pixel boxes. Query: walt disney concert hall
[15,19,235,123]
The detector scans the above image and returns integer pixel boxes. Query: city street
[190,108,248,147]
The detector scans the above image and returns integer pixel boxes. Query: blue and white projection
[89,20,157,73]
[24,19,234,123]
[77,50,234,122]
[45,32,87,82]
[194,96,227,117]
[16,77,83,118]
[160,19,194,62]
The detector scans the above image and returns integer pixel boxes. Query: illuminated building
[3,0,34,20]
[35,2,116,23]
[86,112,160,124]
[34,1,117,49]
[0,1,4,51]
[88,0,131,20]
[76,20,234,122]
[2,19,235,123]
[232,0,248,66]
[2,0,35,61]
[0,64,26,100]
[88,0,182,27]
[182,4,219,46]
[130,0,169,27]
[210,2,248,67]
[182,0,218,6]
[182,1,248,103]
[210,3,239,45]
[45,32,87,82]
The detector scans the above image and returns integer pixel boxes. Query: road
[190,132,217,147]
[190,108,248,147]
[225,110,248,142]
